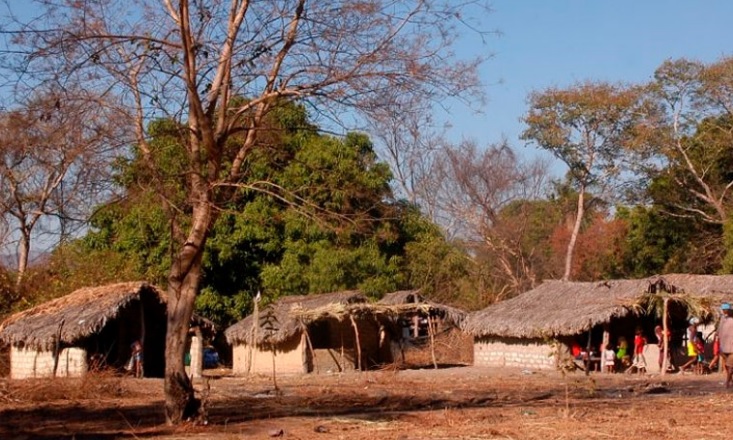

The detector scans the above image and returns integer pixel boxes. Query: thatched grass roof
[0,282,164,350]
[379,290,424,305]
[462,274,733,339]
[378,290,467,326]
[224,290,369,345]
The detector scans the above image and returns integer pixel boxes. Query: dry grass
[2,366,733,439]
[0,370,140,403]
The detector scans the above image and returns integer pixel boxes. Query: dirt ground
[1,366,732,440]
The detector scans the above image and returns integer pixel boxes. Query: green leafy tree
[616,206,720,277]
[77,105,462,328]
[639,58,733,227]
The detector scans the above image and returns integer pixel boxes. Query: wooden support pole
[248,297,259,375]
[427,314,438,370]
[661,297,670,377]
[52,319,65,378]
[350,315,362,371]
[189,332,203,379]
[304,327,317,373]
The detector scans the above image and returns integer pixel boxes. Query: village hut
[0,282,168,379]
[462,274,733,372]
[225,291,384,375]
[377,290,471,368]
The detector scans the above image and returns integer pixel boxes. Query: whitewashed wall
[473,338,556,370]
[11,346,88,379]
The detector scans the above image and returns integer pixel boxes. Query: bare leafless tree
[0,0,490,422]
[432,140,550,297]
[366,94,449,220]
[0,88,120,286]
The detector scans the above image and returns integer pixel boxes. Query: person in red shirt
[632,327,647,372]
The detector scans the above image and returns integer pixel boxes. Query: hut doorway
[82,294,167,377]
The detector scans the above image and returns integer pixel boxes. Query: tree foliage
[74,103,465,326]
[643,58,733,225]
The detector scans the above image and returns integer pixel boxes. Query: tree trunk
[164,202,211,424]
[16,228,31,287]
[164,273,201,424]
[562,186,585,281]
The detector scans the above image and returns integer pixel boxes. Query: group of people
[571,328,649,373]
[692,303,733,388]
[572,302,733,386]
[651,303,733,385]
[606,328,648,373]
[678,303,733,387]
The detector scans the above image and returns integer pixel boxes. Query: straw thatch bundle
[378,290,467,326]
[0,282,164,351]
[462,274,733,339]
[224,290,369,346]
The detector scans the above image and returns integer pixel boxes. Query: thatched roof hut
[0,281,165,351]
[224,290,369,346]
[463,274,733,339]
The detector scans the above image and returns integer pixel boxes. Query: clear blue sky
[447,0,733,162]
[7,1,733,161]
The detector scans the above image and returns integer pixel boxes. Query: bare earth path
[1,366,731,439]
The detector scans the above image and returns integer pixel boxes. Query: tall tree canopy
[644,58,733,225]
[521,82,652,281]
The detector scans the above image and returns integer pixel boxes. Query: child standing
[604,346,616,373]
[131,340,144,378]
[632,328,647,373]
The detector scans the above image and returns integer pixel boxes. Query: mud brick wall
[232,333,306,375]
[472,338,555,370]
[11,346,88,379]
[310,348,357,373]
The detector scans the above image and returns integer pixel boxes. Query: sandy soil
[1,366,732,439]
